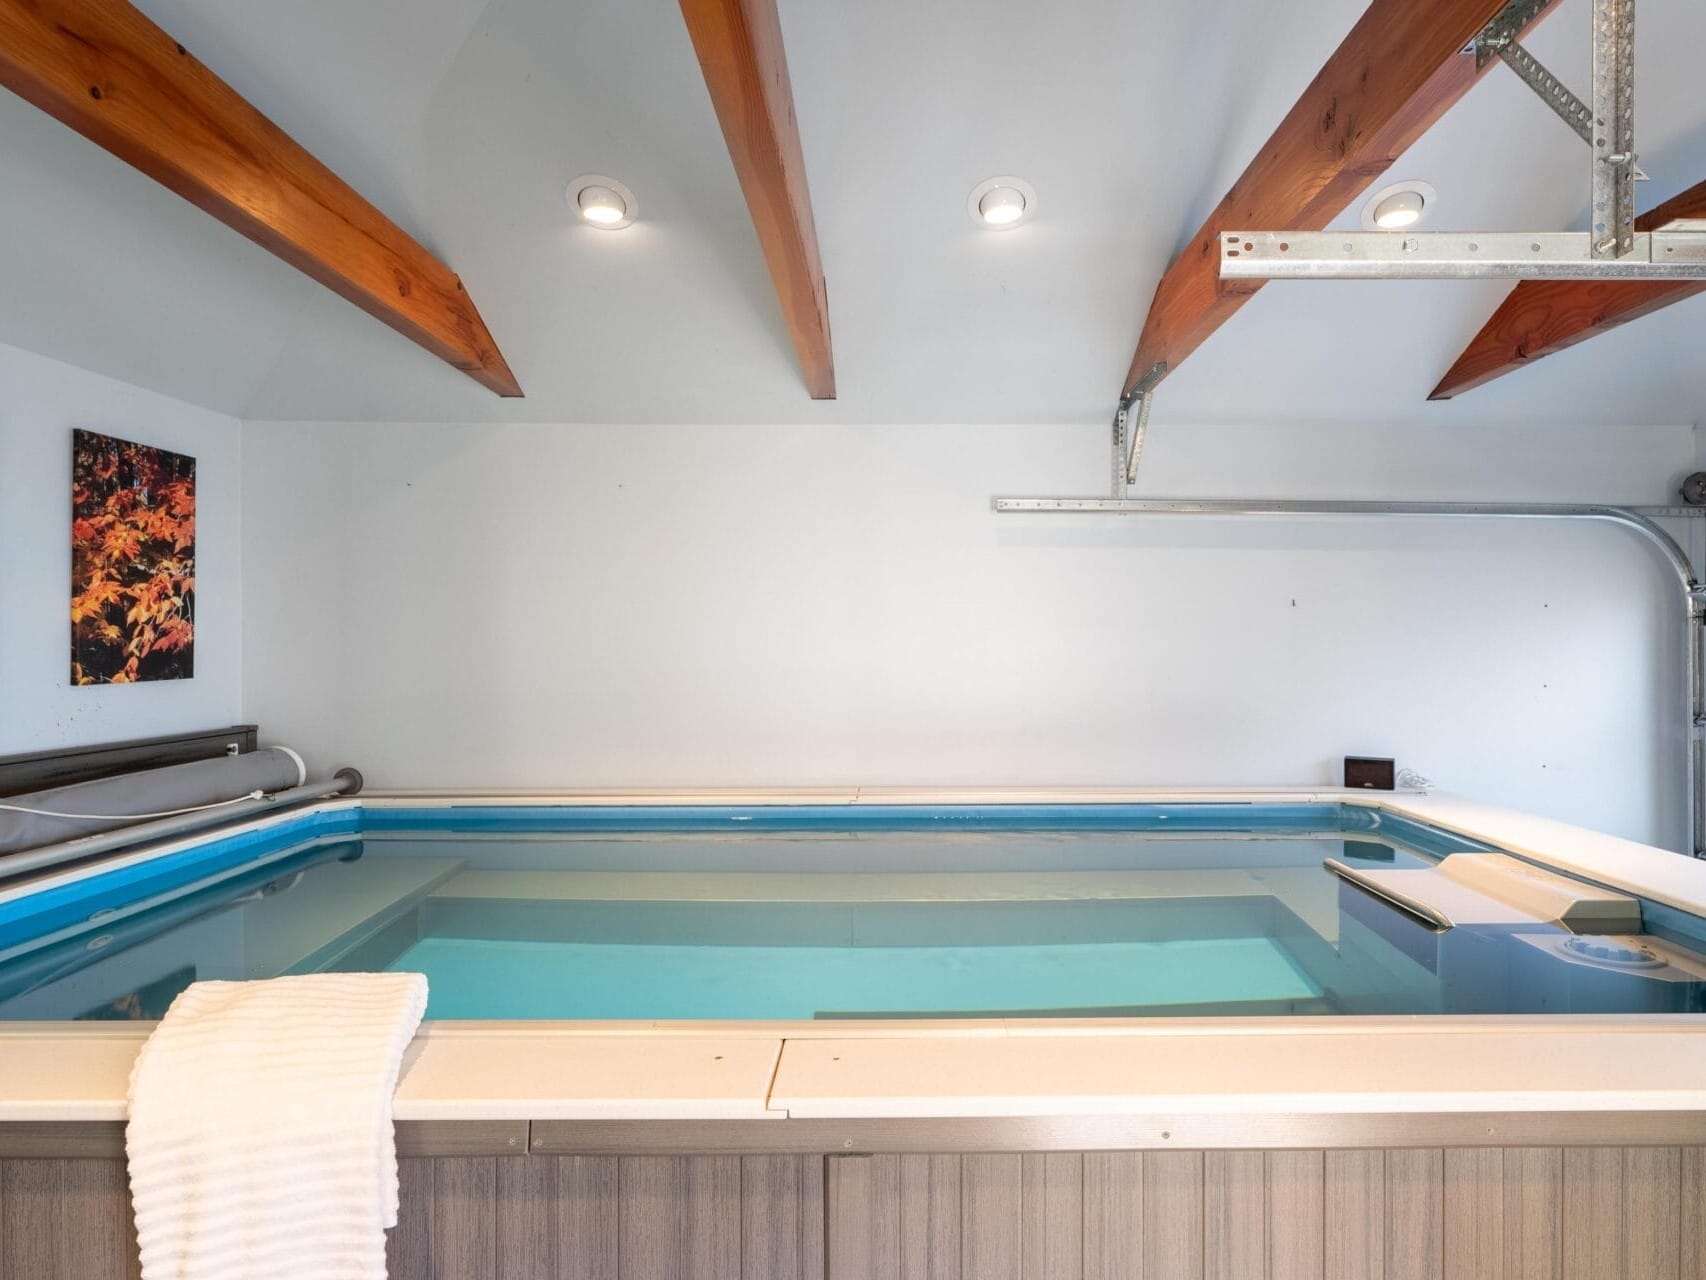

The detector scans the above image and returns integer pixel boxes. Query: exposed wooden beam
[1430,179,1706,399]
[680,0,835,399]
[0,0,521,397]
[1123,0,1561,399]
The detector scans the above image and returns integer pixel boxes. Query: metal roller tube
[0,770,364,882]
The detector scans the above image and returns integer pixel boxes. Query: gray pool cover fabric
[0,747,305,857]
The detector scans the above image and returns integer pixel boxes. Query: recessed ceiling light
[1361,180,1436,231]
[566,174,636,230]
[968,176,1036,230]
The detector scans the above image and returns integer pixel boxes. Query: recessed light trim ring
[1361,180,1436,232]
[968,176,1037,230]
[566,174,637,230]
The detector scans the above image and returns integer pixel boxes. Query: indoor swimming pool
[2,802,1703,1022]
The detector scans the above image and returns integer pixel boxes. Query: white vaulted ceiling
[0,0,1702,426]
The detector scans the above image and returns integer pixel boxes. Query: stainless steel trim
[0,1119,531,1160]
[1323,858,1452,930]
[989,497,1704,857]
[12,1112,1704,1160]
[530,1111,1706,1154]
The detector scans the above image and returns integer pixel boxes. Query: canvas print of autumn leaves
[71,429,196,685]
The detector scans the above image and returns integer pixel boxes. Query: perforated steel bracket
[1590,0,1638,257]
[1472,0,1556,67]
[1479,13,1646,181]
[1113,365,1166,493]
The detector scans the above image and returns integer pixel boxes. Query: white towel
[126,972,429,1280]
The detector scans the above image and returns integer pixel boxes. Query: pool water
[398,936,1321,1020]
[1,803,1703,1021]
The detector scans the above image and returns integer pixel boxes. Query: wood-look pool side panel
[0,1144,1700,1278]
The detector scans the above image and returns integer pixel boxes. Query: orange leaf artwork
[71,429,196,684]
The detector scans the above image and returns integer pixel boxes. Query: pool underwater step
[418,892,1298,947]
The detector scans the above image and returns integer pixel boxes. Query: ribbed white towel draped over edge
[126,972,429,1280]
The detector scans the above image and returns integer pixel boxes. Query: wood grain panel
[1327,1150,1386,1280]
[433,1157,497,1279]
[1503,1148,1563,1280]
[1,1160,63,1279]
[1022,1152,1083,1280]
[1205,1151,1265,1280]
[388,1157,435,1280]
[1144,1150,1204,1279]
[744,1155,811,1280]
[1083,1152,1143,1280]
[1443,1148,1503,1280]
[899,1155,959,1280]
[1268,1150,1326,1280]
[1562,1147,1622,1278]
[5,1145,1704,1279]
[59,1160,138,1280]
[678,0,835,399]
[1431,178,1706,399]
[1385,1149,1441,1280]
[496,1152,556,1279]
[1122,0,1562,397]
[827,1155,902,1280]
[558,1156,620,1280]
[800,1154,827,1280]
[0,0,520,396]
[963,1155,1023,1280]
[622,1158,692,1280]
[1682,1148,1706,1280]
[1623,1147,1682,1280]
[685,1156,741,1280]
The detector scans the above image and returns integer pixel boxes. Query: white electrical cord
[0,789,270,822]
[1395,769,1435,794]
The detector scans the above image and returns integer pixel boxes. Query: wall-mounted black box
[1344,756,1396,790]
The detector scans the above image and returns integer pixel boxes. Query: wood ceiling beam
[0,0,521,397]
[1122,0,1562,400]
[680,0,835,399]
[1430,178,1706,399]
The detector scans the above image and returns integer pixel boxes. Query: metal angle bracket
[1494,42,1649,181]
[1472,0,1556,67]
[1113,364,1166,494]
[1474,0,1648,183]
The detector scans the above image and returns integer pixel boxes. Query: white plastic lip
[565,174,636,230]
[967,175,1037,229]
[1360,179,1436,231]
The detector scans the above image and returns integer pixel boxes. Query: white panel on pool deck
[391,1030,785,1120]
[767,1024,1706,1118]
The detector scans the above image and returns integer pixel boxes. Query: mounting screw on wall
[1681,472,1706,506]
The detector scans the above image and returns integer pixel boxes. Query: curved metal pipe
[992,496,1705,857]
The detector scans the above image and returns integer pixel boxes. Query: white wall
[0,341,242,755]
[242,418,1697,849]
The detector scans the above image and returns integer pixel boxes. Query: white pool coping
[4,787,1706,1126]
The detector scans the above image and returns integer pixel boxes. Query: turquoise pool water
[1,803,1703,1020]
[395,936,1322,1020]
